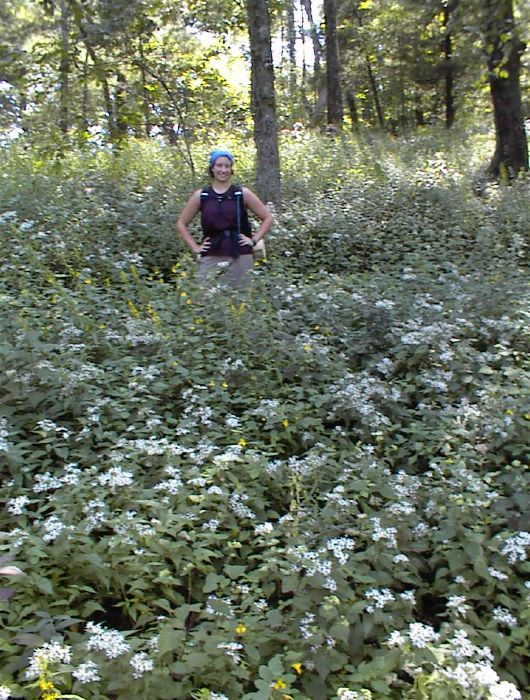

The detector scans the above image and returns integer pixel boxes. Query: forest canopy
[1,0,528,154]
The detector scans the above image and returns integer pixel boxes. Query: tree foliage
[0,0,527,172]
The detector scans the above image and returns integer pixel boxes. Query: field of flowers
[0,130,529,700]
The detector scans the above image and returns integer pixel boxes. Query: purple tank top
[200,185,252,257]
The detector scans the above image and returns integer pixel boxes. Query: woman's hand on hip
[238,234,254,247]
[197,237,212,254]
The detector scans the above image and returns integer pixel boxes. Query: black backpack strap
[233,186,243,237]
[200,186,211,210]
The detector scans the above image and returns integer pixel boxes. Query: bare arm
[176,190,206,255]
[241,187,273,245]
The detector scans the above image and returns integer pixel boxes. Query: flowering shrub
[0,132,529,699]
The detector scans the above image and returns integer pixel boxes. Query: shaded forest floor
[0,128,529,700]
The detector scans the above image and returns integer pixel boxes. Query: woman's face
[212,156,233,181]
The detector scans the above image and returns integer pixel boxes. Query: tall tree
[58,0,69,134]
[323,0,343,126]
[285,0,297,98]
[483,0,528,177]
[300,0,322,77]
[343,0,385,130]
[441,0,456,128]
[245,0,282,205]
[299,0,324,123]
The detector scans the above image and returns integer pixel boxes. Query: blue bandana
[209,149,234,167]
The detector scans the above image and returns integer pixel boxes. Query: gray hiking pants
[198,255,254,289]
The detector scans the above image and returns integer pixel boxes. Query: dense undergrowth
[0,129,529,700]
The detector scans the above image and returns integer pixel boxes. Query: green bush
[0,130,529,700]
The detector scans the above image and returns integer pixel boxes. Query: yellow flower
[291,662,303,675]
[235,623,247,635]
[222,381,229,388]
[43,692,61,700]
[273,679,287,690]
[180,291,187,297]
[128,300,140,318]
[238,438,247,447]
[282,419,289,428]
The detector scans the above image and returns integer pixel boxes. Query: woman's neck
[211,179,232,194]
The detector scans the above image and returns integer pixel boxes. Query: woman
[176,150,273,288]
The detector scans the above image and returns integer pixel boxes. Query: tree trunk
[351,1,384,130]
[138,39,153,137]
[366,58,384,129]
[300,0,321,76]
[80,49,89,142]
[442,5,455,128]
[58,0,69,135]
[484,0,528,178]
[79,38,117,142]
[286,0,297,98]
[300,0,325,124]
[245,0,282,205]
[132,59,196,178]
[323,0,342,126]
[345,89,359,131]
[115,71,128,141]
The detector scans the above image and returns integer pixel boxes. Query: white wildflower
[203,519,220,531]
[229,492,255,519]
[33,472,64,493]
[371,517,398,548]
[130,652,155,679]
[0,417,10,452]
[408,622,439,648]
[365,588,395,612]
[97,466,134,489]
[387,630,407,648]
[86,621,131,658]
[42,515,69,542]
[492,607,518,628]
[6,495,30,515]
[217,641,243,664]
[400,590,416,605]
[393,553,409,564]
[299,612,316,639]
[500,532,530,564]
[446,595,470,617]
[337,690,363,700]
[488,567,509,580]
[26,641,72,678]
[72,660,101,683]
[327,537,356,564]
[489,681,521,700]
[225,414,241,428]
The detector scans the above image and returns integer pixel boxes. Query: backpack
[200,184,252,237]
